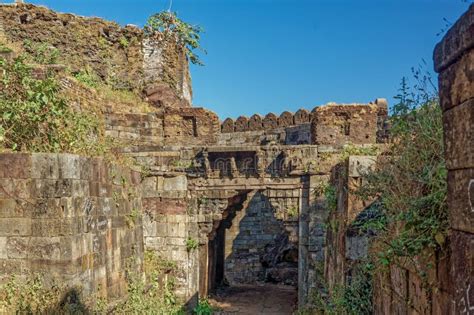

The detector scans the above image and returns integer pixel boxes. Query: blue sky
[24,0,470,119]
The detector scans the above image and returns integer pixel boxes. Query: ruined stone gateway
[0,2,472,314]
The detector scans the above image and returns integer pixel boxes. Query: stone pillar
[230,157,238,177]
[256,149,266,177]
[434,3,474,313]
[202,150,211,178]
[298,177,310,307]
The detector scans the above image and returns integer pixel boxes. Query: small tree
[145,11,205,66]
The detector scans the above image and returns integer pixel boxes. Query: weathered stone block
[72,180,90,197]
[438,49,474,111]
[31,198,62,218]
[408,272,432,314]
[432,290,453,315]
[31,153,59,179]
[0,198,24,218]
[447,168,474,233]
[6,237,29,259]
[168,222,187,238]
[143,198,187,215]
[28,237,62,260]
[0,259,29,277]
[97,197,117,217]
[141,176,158,197]
[58,154,82,179]
[449,230,474,314]
[0,179,35,200]
[163,175,187,191]
[0,237,7,259]
[0,153,31,178]
[348,155,376,178]
[89,158,106,183]
[31,218,81,237]
[0,218,31,236]
[390,265,408,314]
[345,235,368,260]
[434,3,474,73]
[312,104,378,145]
[59,236,84,260]
[166,214,188,224]
[443,99,474,170]
[35,179,73,198]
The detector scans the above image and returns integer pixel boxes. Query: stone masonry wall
[218,100,388,146]
[324,156,375,293]
[224,190,299,285]
[0,153,143,302]
[369,5,474,313]
[141,172,200,300]
[311,103,379,146]
[434,3,474,313]
[105,107,220,146]
[123,147,200,301]
[0,3,191,105]
[105,112,164,145]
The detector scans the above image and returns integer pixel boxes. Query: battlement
[221,108,311,133]
[218,99,389,146]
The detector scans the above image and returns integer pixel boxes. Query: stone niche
[163,107,220,145]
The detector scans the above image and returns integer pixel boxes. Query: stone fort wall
[0,3,192,106]
[3,2,473,313]
[217,99,389,146]
[320,5,474,314]
[433,4,473,313]
[0,153,143,301]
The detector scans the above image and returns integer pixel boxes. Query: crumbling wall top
[0,3,192,107]
[434,3,474,72]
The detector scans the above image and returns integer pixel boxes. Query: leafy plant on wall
[357,69,448,276]
[145,11,206,65]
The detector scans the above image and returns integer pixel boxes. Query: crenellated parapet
[263,113,278,129]
[219,99,389,146]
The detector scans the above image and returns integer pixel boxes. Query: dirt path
[209,284,297,315]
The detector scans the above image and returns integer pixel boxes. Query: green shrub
[0,42,12,54]
[324,184,337,212]
[307,71,447,315]
[116,252,184,314]
[186,237,199,252]
[74,67,101,89]
[0,56,107,154]
[0,274,88,314]
[358,74,448,269]
[125,208,141,228]
[145,11,205,65]
[119,36,130,48]
[193,297,214,315]
[23,40,60,65]
[340,144,379,161]
[287,206,299,218]
[302,262,373,315]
